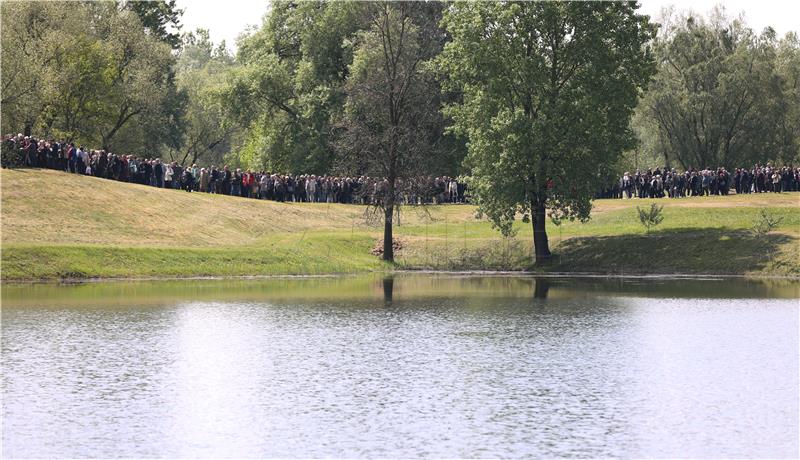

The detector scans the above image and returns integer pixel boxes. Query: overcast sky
[176,0,800,53]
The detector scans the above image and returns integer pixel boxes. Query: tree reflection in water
[383,276,394,303]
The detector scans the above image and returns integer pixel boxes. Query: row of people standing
[598,166,799,199]
[1,134,468,205]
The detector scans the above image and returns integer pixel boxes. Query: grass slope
[2,168,798,280]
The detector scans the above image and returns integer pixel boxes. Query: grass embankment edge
[2,169,799,282]
[4,227,798,282]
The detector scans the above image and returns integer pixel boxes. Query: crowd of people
[1,134,468,205]
[4,134,798,203]
[599,166,800,199]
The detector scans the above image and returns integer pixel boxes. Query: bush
[637,203,664,234]
[752,208,783,238]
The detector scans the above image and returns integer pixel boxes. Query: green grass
[1,234,387,280]
[2,168,799,280]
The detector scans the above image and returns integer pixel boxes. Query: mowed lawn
[2,168,798,280]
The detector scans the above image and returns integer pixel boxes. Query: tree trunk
[383,204,394,261]
[532,199,551,265]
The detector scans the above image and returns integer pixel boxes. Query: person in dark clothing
[154,160,164,188]
[172,163,183,189]
[222,166,231,195]
[181,168,194,192]
[97,151,108,178]
[209,166,218,194]
[143,159,152,185]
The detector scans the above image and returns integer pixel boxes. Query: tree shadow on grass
[549,227,796,276]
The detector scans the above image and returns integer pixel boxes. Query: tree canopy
[1,1,182,154]
[636,8,800,170]
[436,1,657,264]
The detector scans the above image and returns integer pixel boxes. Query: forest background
[3,0,799,178]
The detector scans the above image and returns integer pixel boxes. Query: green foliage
[168,29,235,166]
[4,0,796,178]
[1,1,182,154]
[436,2,657,261]
[752,208,784,237]
[337,3,438,177]
[223,1,463,175]
[1,1,77,134]
[636,9,800,169]
[337,3,449,261]
[637,203,665,234]
[223,1,368,173]
[125,0,184,49]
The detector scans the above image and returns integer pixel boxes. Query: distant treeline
[2,1,798,175]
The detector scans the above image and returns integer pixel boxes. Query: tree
[637,203,664,234]
[224,1,466,176]
[766,32,800,164]
[636,8,799,169]
[169,29,236,166]
[125,0,184,49]
[337,3,442,261]
[0,2,81,135]
[437,1,657,265]
[225,1,367,173]
[75,2,178,152]
[1,1,182,155]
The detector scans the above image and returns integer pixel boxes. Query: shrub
[752,208,783,238]
[637,203,664,234]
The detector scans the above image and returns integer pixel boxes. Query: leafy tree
[767,33,800,164]
[75,2,178,151]
[2,1,183,155]
[636,9,799,168]
[225,1,367,173]
[125,0,184,49]
[751,208,782,237]
[224,1,465,176]
[337,2,442,261]
[0,2,81,135]
[169,29,236,166]
[437,1,657,265]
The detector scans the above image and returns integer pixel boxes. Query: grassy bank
[2,168,798,280]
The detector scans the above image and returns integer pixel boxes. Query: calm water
[2,275,798,458]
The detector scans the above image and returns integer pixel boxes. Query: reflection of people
[533,277,550,299]
[383,276,394,303]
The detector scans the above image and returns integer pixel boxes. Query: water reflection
[2,275,798,458]
[383,276,394,303]
[3,274,798,308]
[533,277,551,299]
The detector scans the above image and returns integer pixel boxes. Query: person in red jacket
[242,170,253,198]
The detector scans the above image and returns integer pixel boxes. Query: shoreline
[3,269,799,285]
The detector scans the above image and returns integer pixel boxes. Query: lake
[2,275,798,458]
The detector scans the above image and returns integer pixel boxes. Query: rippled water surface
[2,275,798,458]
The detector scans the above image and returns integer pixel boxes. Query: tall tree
[226,1,367,173]
[636,9,799,168]
[437,1,656,265]
[337,3,442,262]
[224,1,465,176]
[0,2,80,135]
[125,0,184,49]
[1,1,183,154]
[771,33,800,164]
[169,29,236,166]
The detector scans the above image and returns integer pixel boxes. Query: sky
[176,0,800,53]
